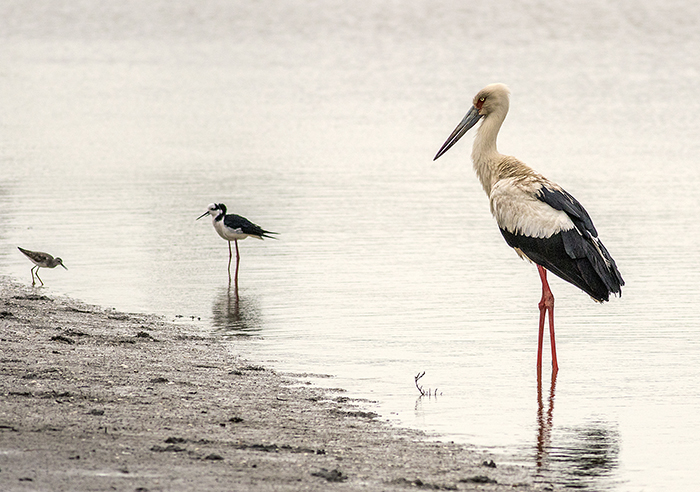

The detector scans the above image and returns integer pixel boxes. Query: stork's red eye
[476,96,486,109]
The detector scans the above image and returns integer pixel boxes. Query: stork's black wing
[501,185,624,302]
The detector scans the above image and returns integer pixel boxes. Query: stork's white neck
[471,103,508,196]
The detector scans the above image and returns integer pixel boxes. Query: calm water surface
[2,1,700,490]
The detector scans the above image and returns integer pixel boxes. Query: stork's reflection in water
[533,371,620,490]
[536,371,558,469]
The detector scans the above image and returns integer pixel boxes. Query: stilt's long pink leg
[234,239,240,291]
[228,241,233,284]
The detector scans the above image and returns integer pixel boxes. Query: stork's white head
[473,83,510,117]
[197,203,227,221]
[434,82,511,161]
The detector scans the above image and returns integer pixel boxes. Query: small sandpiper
[18,247,67,287]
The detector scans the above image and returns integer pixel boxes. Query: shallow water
[2,1,700,490]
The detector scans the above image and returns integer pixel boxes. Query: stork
[433,83,624,374]
[197,203,277,288]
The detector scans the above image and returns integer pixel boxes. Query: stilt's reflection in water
[211,286,262,335]
[534,371,621,490]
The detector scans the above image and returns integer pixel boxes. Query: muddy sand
[0,278,537,491]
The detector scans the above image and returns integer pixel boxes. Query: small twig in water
[415,371,426,396]
[414,371,441,397]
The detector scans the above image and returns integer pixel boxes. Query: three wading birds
[18,83,622,373]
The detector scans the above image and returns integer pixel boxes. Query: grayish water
[2,1,700,490]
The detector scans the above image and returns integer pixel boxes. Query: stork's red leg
[537,265,558,374]
[548,296,558,373]
[537,297,546,372]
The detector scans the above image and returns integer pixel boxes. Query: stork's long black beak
[434,105,483,160]
[196,211,209,220]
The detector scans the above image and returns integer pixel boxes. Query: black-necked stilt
[434,83,624,375]
[18,247,67,287]
[197,203,277,286]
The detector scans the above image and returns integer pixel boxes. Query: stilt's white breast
[490,178,574,238]
[213,219,249,241]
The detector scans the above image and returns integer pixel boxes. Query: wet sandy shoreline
[0,277,535,491]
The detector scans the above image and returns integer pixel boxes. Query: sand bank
[0,278,535,491]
